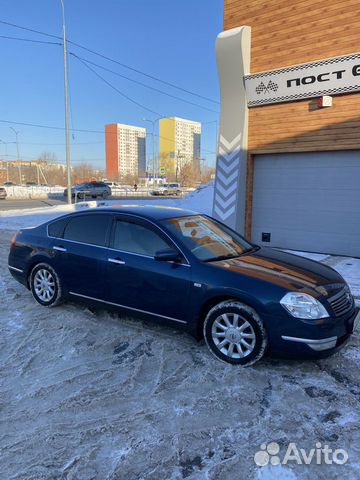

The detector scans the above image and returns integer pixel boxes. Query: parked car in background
[104,181,120,189]
[3,181,16,186]
[152,183,182,196]
[0,187,7,199]
[8,205,359,366]
[63,181,111,200]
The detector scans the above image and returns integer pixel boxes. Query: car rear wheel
[29,263,63,307]
[203,301,267,365]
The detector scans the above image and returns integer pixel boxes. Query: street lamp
[9,127,22,184]
[60,0,72,204]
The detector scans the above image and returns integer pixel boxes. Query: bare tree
[179,162,201,187]
[72,162,98,183]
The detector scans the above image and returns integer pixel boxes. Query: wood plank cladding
[224,0,360,153]
[225,0,359,71]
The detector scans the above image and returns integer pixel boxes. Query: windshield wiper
[241,246,260,255]
[203,254,241,262]
[203,246,260,262]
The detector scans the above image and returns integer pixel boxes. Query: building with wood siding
[213,0,360,257]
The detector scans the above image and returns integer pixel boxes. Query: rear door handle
[108,257,125,265]
[53,246,67,252]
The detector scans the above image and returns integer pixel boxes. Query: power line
[0,119,217,154]
[70,53,219,114]
[0,31,219,114]
[0,19,219,105]
[20,141,104,146]
[0,34,61,45]
[74,55,165,117]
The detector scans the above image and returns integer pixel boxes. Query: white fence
[4,185,65,199]
[3,185,196,200]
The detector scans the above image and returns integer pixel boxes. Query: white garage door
[251,151,360,257]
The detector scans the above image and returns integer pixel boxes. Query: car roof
[69,204,198,221]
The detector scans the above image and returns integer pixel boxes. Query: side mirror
[154,248,180,262]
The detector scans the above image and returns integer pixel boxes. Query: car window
[163,215,254,262]
[63,214,111,246]
[48,216,69,238]
[112,220,170,256]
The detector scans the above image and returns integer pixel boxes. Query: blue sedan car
[8,205,359,365]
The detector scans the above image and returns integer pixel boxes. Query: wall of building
[159,118,176,175]
[224,0,360,153]
[105,124,119,180]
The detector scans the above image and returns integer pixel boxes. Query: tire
[29,263,63,307]
[203,300,267,366]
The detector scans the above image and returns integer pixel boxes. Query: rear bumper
[8,265,28,288]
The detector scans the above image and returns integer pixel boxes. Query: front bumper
[265,306,359,358]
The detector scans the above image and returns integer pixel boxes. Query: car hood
[210,247,345,296]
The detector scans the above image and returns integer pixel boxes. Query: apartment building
[105,123,146,179]
[213,0,360,257]
[159,117,201,176]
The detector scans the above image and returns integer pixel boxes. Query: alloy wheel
[33,268,56,302]
[211,313,256,359]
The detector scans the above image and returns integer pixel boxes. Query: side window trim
[49,213,112,247]
[47,216,70,239]
[109,214,190,265]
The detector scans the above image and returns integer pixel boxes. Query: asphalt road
[0,195,180,211]
[0,198,66,211]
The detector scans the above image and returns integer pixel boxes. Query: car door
[49,213,112,298]
[103,215,192,324]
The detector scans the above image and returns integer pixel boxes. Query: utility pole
[60,0,72,204]
[10,127,21,184]
[176,150,185,182]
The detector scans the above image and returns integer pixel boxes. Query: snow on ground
[0,182,359,478]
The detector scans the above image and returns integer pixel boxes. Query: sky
[0,0,223,171]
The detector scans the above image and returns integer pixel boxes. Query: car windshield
[162,215,256,262]
[161,184,168,188]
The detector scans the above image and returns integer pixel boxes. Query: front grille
[328,287,354,317]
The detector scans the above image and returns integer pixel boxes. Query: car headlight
[280,292,329,319]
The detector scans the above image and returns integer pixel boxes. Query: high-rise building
[159,117,201,177]
[105,123,146,180]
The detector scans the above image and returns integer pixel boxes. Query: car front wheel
[29,263,63,307]
[203,300,267,365]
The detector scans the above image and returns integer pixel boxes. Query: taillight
[10,233,17,248]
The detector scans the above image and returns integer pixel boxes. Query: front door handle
[53,246,67,252]
[108,257,125,265]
